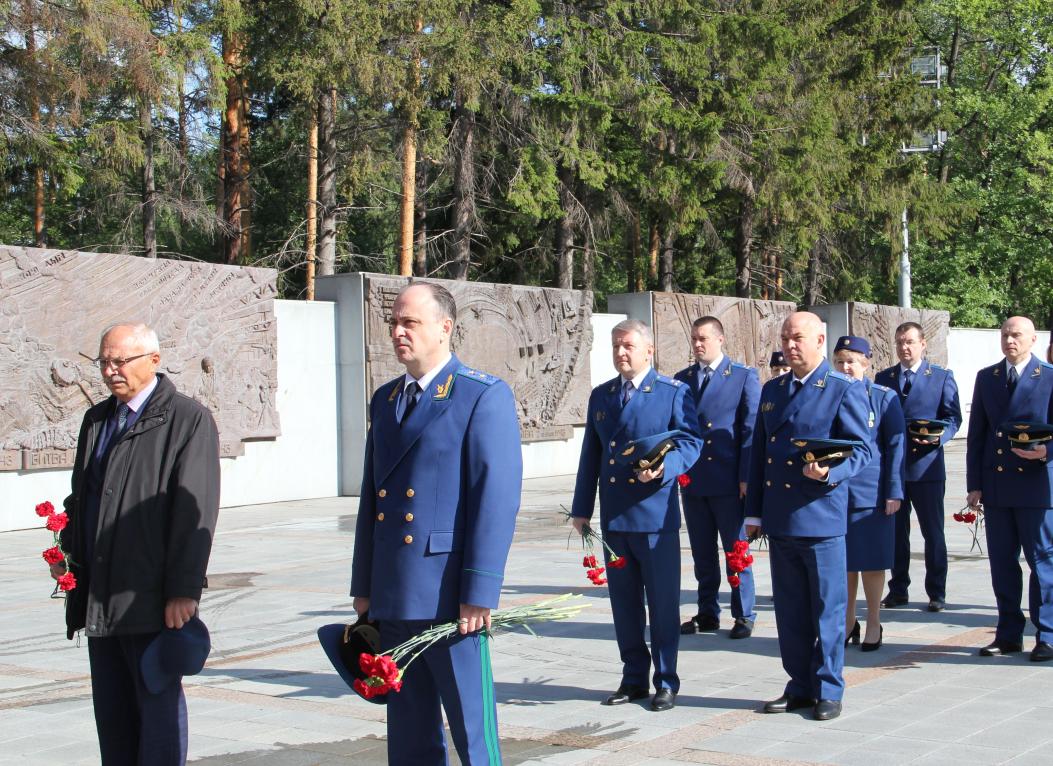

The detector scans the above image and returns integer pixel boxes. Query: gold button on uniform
[628,478,636,484]
[707,422,713,428]
[997,466,1004,472]
[766,480,772,487]
[786,460,793,466]
[997,449,1004,455]
[610,441,616,448]
[404,513,414,522]
[609,477,616,483]
[771,436,776,442]
[609,459,615,465]
[707,456,713,461]
[378,489,387,498]
[785,483,791,489]
[404,535,413,544]
[406,488,415,498]
[706,439,713,445]
[997,431,1003,438]
[377,513,385,521]
[767,458,773,464]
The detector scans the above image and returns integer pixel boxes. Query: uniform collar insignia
[434,373,454,400]
[388,380,403,402]
[993,366,1002,376]
[815,375,826,388]
[1033,366,1041,378]
[924,367,933,376]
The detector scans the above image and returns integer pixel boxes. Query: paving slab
[1,442,1050,765]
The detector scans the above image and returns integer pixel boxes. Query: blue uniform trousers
[87,633,187,766]
[889,480,947,601]
[682,494,756,622]
[983,505,1053,645]
[381,620,501,765]
[769,535,847,701]
[604,530,681,692]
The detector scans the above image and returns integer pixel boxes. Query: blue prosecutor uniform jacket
[351,355,523,621]
[875,360,961,482]
[571,368,702,531]
[848,380,905,510]
[674,358,760,497]
[745,360,874,537]
[966,354,1053,509]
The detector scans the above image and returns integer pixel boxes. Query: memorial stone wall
[0,247,279,471]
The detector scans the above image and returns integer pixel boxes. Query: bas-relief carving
[650,292,797,382]
[846,302,950,372]
[0,246,279,470]
[363,275,592,441]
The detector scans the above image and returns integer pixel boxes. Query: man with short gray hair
[53,323,220,765]
[571,319,701,712]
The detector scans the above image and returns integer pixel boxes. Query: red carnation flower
[963,512,976,523]
[677,474,691,488]
[45,513,68,532]
[353,678,389,698]
[953,512,963,522]
[35,501,55,518]
[608,556,627,569]
[728,574,741,588]
[586,567,607,585]
[56,571,77,592]
[582,554,598,568]
[42,546,65,565]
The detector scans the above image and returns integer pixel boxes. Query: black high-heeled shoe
[861,625,883,652]
[845,620,860,647]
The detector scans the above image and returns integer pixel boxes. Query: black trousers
[88,633,187,766]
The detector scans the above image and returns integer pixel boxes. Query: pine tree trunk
[238,79,252,260]
[659,227,675,292]
[306,102,318,299]
[24,0,45,246]
[627,213,641,293]
[804,240,822,306]
[413,160,428,276]
[449,95,475,280]
[140,96,157,258]
[221,29,244,264]
[556,166,575,289]
[317,87,337,277]
[734,196,754,298]
[582,236,594,294]
[648,221,660,283]
[398,15,423,277]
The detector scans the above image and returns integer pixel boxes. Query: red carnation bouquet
[35,500,76,596]
[355,594,587,698]
[677,474,691,488]
[725,539,754,588]
[561,506,626,585]
[953,504,985,554]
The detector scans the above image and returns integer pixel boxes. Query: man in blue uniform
[746,312,873,721]
[571,319,701,712]
[875,322,962,612]
[966,316,1053,661]
[675,316,760,639]
[350,282,523,764]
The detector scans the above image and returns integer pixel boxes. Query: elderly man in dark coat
[53,323,220,766]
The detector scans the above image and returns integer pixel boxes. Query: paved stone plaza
[1,442,1051,765]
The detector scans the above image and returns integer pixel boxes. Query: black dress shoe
[603,684,649,705]
[881,594,908,608]
[680,614,720,634]
[927,599,945,612]
[763,693,815,713]
[861,625,883,652]
[1030,642,1053,662]
[979,640,1023,657]
[729,618,754,639]
[845,620,860,647]
[650,688,676,711]
[814,699,842,721]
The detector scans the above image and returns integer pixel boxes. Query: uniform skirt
[846,506,895,572]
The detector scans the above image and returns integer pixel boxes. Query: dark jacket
[60,374,220,639]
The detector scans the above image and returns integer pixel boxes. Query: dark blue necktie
[902,369,914,397]
[698,366,713,397]
[401,382,420,425]
[791,379,803,398]
[1007,365,1019,397]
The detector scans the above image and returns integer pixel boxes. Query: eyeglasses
[94,353,152,371]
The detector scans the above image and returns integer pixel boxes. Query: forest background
[4,0,1052,328]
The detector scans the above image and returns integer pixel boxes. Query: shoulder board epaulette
[929,364,946,372]
[656,375,682,387]
[730,362,751,371]
[871,382,893,395]
[456,366,498,386]
[826,370,852,383]
[1041,361,1053,370]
